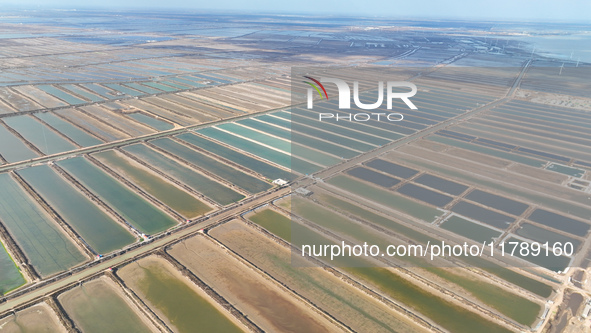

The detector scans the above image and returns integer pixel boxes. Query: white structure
[582,303,591,319]
[273,179,288,186]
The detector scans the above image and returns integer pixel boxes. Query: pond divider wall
[87,155,185,223]
[11,171,95,259]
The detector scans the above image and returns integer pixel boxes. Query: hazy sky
[4,0,591,22]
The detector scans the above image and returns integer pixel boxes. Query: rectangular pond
[104,83,144,97]
[257,205,514,333]
[197,127,321,175]
[528,209,590,236]
[18,165,136,254]
[346,166,400,187]
[118,256,244,333]
[451,201,515,230]
[318,192,553,298]
[293,108,404,141]
[150,138,272,194]
[505,237,571,272]
[122,144,245,205]
[35,112,103,147]
[142,81,178,92]
[56,108,129,142]
[123,82,162,94]
[365,159,419,179]
[0,173,86,276]
[290,196,540,326]
[328,175,442,222]
[440,215,502,243]
[80,84,118,99]
[3,115,77,155]
[0,241,24,295]
[413,174,468,195]
[176,132,297,181]
[248,209,292,242]
[211,220,421,333]
[216,123,291,152]
[61,84,104,103]
[57,157,177,235]
[0,122,39,163]
[127,113,174,131]
[37,85,87,105]
[266,115,375,152]
[516,223,581,250]
[169,236,335,333]
[243,117,358,159]
[546,163,585,178]
[465,189,529,216]
[288,110,390,146]
[427,136,545,167]
[0,303,65,332]
[59,277,154,333]
[94,150,212,218]
[397,183,454,207]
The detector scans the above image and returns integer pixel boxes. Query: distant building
[273,179,288,186]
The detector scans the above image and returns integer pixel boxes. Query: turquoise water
[35,112,103,147]
[0,173,86,276]
[37,85,86,105]
[265,113,375,152]
[3,115,77,155]
[81,84,118,99]
[288,111,390,146]
[150,138,272,194]
[242,117,358,159]
[128,113,174,131]
[293,108,404,141]
[217,123,340,166]
[94,150,212,218]
[61,84,104,102]
[167,77,205,88]
[217,123,291,152]
[122,144,245,205]
[160,80,190,89]
[58,157,177,234]
[197,127,321,175]
[104,84,144,97]
[142,82,177,92]
[0,242,25,295]
[124,83,162,94]
[176,132,297,181]
[18,165,136,254]
[0,123,39,162]
[56,108,127,142]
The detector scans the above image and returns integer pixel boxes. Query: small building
[582,303,591,319]
[273,179,288,186]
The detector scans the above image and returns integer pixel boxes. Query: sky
[2,0,591,22]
